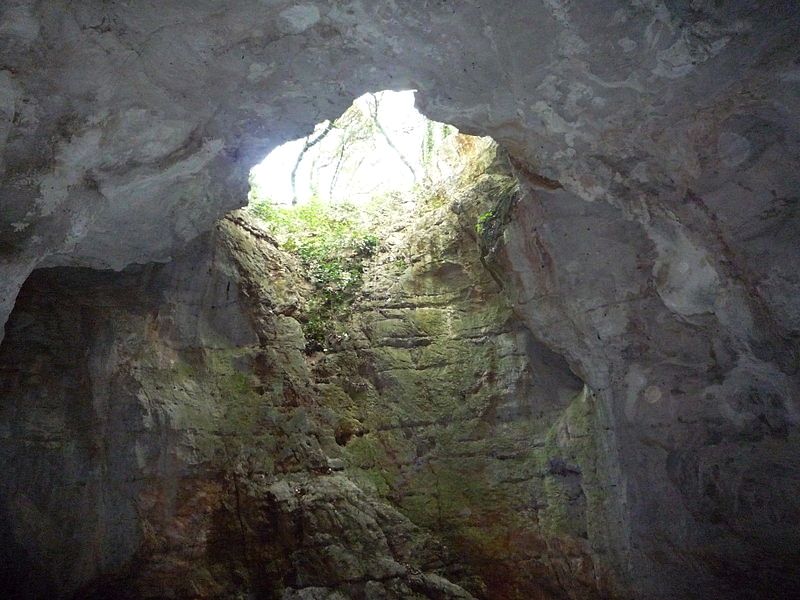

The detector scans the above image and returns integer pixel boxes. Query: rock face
[0,141,615,599]
[489,179,800,597]
[1,2,799,599]
[0,221,474,599]
[298,143,615,599]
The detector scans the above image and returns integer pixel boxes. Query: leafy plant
[249,198,378,352]
[475,210,495,235]
[393,257,409,273]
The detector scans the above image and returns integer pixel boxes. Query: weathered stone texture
[0,223,475,599]
[1,1,799,599]
[0,142,619,599]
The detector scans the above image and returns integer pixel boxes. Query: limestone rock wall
[488,178,800,599]
[0,222,478,599]
[302,144,616,599]
[1,2,799,599]
[0,143,622,599]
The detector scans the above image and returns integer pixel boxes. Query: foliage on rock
[249,198,378,351]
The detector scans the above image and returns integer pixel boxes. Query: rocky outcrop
[299,144,617,599]
[0,221,478,599]
[488,177,800,599]
[0,141,619,599]
[1,2,799,599]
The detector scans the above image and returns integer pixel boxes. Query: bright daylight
[242,89,503,356]
[248,90,463,208]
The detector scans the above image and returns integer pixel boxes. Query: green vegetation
[393,257,409,273]
[249,197,378,352]
[475,209,496,235]
[473,176,520,252]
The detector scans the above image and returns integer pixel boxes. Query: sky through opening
[249,90,462,208]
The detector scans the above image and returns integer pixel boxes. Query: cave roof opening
[247,89,479,213]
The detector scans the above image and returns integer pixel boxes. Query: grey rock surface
[0,223,478,599]
[1,1,799,599]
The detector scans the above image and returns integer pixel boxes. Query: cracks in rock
[223,212,278,246]
[509,155,563,191]
[683,189,799,375]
